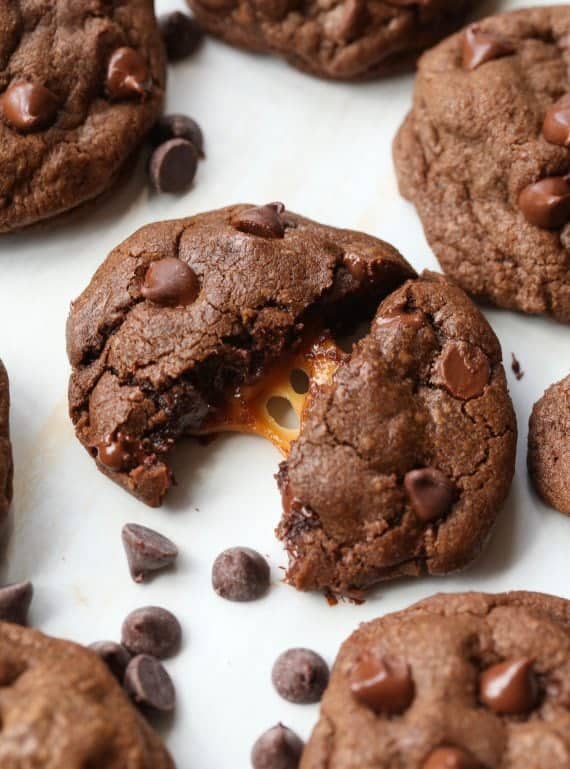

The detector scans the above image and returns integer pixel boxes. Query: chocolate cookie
[0,359,12,528]
[528,374,570,516]
[186,0,478,80]
[0,0,165,233]
[302,591,570,769]
[0,621,174,767]
[393,6,570,323]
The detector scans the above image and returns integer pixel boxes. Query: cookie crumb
[511,353,524,380]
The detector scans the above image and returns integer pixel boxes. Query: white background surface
[0,0,568,766]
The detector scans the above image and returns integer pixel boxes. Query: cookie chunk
[528,374,570,515]
[0,0,165,232]
[0,622,174,768]
[302,591,570,769]
[278,272,516,595]
[0,359,12,528]
[393,6,570,323]
[186,0,477,80]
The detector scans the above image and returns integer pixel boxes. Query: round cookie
[278,271,517,595]
[393,6,570,323]
[528,374,570,515]
[0,0,165,233]
[0,359,12,529]
[186,0,478,81]
[0,621,174,767]
[301,591,570,769]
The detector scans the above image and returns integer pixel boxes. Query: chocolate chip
[462,25,514,70]
[122,523,178,583]
[89,641,132,681]
[511,353,524,381]
[543,95,570,147]
[479,657,538,715]
[519,176,570,229]
[0,581,33,625]
[211,547,270,601]
[106,47,151,100]
[159,11,203,61]
[149,138,199,193]
[231,203,286,239]
[142,257,200,307]
[124,654,176,712]
[121,606,182,659]
[151,114,204,156]
[1,82,58,132]
[438,342,490,400]
[348,652,414,714]
[404,467,456,523]
[251,724,304,769]
[423,747,482,769]
[96,431,138,471]
[272,648,329,704]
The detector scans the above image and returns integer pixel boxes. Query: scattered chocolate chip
[121,523,178,582]
[519,176,570,229]
[1,81,58,132]
[272,648,329,704]
[348,652,414,714]
[124,654,176,712]
[479,657,538,715]
[543,95,570,147]
[142,257,200,307]
[151,114,204,156]
[251,724,304,769]
[89,641,132,681]
[438,342,490,400]
[212,547,270,601]
[511,353,524,381]
[404,467,456,522]
[121,606,182,659]
[149,138,199,193]
[0,581,33,625]
[159,11,203,61]
[106,47,151,100]
[231,203,286,239]
[96,431,137,471]
[462,25,514,70]
[423,747,482,769]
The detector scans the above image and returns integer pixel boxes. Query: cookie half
[302,591,570,769]
[0,0,165,232]
[186,0,478,80]
[0,359,12,528]
[393,6,570,323]
[528,374,570,515]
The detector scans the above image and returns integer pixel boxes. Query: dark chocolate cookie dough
[0,621,174,767]
[394,6,570,323]
[0,359,12,528]
[302,591,570,769]
[0,0,165,233]
[186,0,478,80]
[528,374,570,516]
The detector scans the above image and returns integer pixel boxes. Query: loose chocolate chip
[438,342,490,400]
[212,547,270,601]
[121,606,182,659]
[89,641,132,681]
[231,203,286,239]
[159,11,203,61]
[1,82,58,132]
[142,257,200,307]
[462,25,514,70]
[272,648,329,704]
[423,747,482,769]
[96,431,137,471]
[251,724,304,769]
[479,657,538,715]
[543,96,570,147]
[151,114,204,156]
[0,581,33,625]
[348,652,414,714]
[122,523,178,583]
[404,468,456,523]
[149,138,199,193]
[124,654,175,712]
[519,176,570,229]
[106,47,151,100]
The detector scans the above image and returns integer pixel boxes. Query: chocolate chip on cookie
[0,360,12,528]
[141,257,200,306]
[121,606,182,659]
[272,648,329,704]
[404,468,456,522]
[124,654,176,712]
[106,47,152,100]
[479,657,538,715]
[1,81,58,132]
[251,724,304,769]
[348,652,414,714]
[231,203,286,238]
[462,24,514,70]
[518,177,570,230]
[212,547,270,601]
[423,747,482,769]
[122,523,179,582]
[543,95,570,148]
